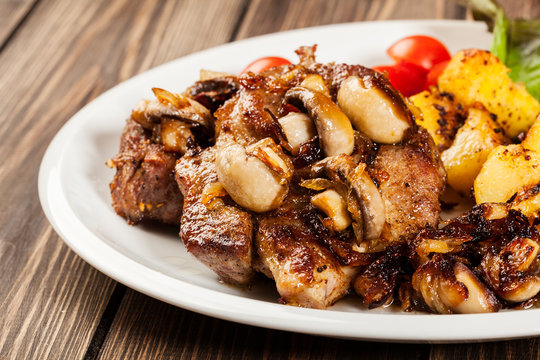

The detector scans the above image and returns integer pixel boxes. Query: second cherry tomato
[240,56,292,75]
[373,62,427,97]
[387,35,451,71]
[426,60,449,88]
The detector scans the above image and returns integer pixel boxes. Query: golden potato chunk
[442,106,506,196]
[521,115,540,153]
[410,90,466,151]
[474,144,540,204]
[438,49,540,138]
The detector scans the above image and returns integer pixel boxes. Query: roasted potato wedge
[474,144,540,204]
[442,106,506,196]
[410,90,466,151]
[438,49,540,138]
[521,115,540,153]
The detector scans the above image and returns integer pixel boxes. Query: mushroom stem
[216,139,291,212]
[337,75,412,144]
[452,262,501,314]
[277,112,316,155]
[311,189,352,232]
[284,87,354,157]
[319,156,386,242]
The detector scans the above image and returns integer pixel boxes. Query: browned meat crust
[110,46,458,310]
[256,189,360,308]
[175,147,255,285]
[367,127,446,244]
[109,119,183,225]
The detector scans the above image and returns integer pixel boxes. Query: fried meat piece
[256,191,359,308]
[109,119,183,225]
[175,147,255,285]
[370,128,446,244]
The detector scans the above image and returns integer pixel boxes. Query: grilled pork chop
[370,128,446,244]
[109,119,183,225]
[109,77,239,226]
[256,187,361,308]
[173,51,446,306]
[175,147,255,285]
[111,45,448,309]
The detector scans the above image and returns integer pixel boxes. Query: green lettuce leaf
[457,0,540,100]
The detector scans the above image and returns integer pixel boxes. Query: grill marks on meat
[175,147,255,285]
[109,119,183,225]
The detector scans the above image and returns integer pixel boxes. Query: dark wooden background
[1,0,539,359]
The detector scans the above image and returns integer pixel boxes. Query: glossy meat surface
[110,46,457,311]
[370,128,446,244]
[175,147,255,285]
[256,190,359,308]
[109,119,183,225]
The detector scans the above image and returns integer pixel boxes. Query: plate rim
[38,19,540,343]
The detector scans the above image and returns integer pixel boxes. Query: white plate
[38,20,540,343]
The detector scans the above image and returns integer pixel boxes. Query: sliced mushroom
[300,74,330,96]
[482,237,540,303]
[349,165,386,240]
[278,112,316,155]
[337,75,412,144]
[216,139,291,213]
[318,156,386,242]
[501,278,540,303]
[284,87,354,156]
[160,118,195,154]
[311,189,352,232]
[131,88,214,131]
[413,257,500,314]
[452,262,501,314]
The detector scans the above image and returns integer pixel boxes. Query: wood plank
[98,290,429,360]
[235,0,466,40]
[500,0,540,19]
[0,228,117,359]
[0,0,245,358]
[94,0,540,358]
[0,0,37,47]
[430,338,539,360]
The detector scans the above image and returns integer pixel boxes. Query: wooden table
[2,0,539,358]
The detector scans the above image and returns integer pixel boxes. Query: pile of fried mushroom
[108,46,540,313]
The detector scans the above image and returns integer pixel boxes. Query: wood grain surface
[0,0,539,359]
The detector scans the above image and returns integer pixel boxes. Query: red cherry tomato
[372,62,427,97]
[387,35,451,71]
[426,60,449,88]
[240,56,292,75]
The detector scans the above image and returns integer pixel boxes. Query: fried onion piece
[481,237,540,303]
[412,255,500,314]
[353,243,412,308]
